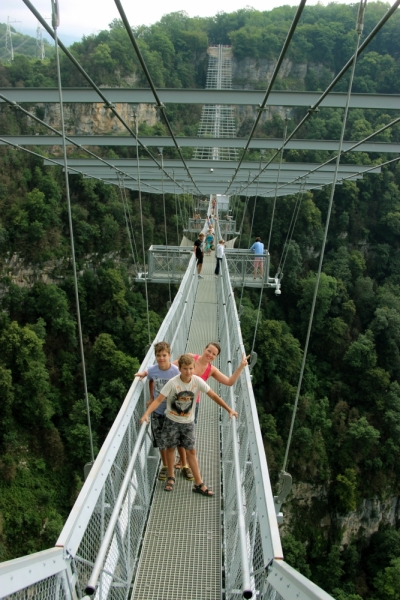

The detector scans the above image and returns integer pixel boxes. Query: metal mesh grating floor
[132,255,222,599]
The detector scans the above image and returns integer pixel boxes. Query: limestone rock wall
[41,101,158,135]
[281,482,400,547]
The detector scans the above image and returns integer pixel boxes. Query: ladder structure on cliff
[194,45,238,161]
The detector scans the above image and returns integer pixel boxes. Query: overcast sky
[2,0,359,46]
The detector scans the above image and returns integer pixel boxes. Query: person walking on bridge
[194,232,205,278]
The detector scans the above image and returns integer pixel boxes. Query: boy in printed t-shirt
[146,342,193,482]
[140,354,238,496]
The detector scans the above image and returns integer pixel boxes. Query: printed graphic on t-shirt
[171,390,195,417]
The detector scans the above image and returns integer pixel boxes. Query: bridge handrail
[0,255,198,600]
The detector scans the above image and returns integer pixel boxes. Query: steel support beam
[1,88,399,109]
[44,158,381,173]
[3,135,398,154]
[79,171,362,183]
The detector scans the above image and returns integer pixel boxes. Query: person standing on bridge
[140,354,238,496]
[215,239,225,277]
[194,232,205,278]
[146,341,193,482]
[250,236,265,279]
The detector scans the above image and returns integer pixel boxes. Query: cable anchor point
[274,470,292,523]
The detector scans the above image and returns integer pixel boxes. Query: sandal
[164,477,175,492]
[174,460,182,469]
[192,482,213,497]
[181,466,194,481]
[158,465,168,481]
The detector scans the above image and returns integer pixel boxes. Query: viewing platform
[135,245,192,284]
[184,218,206,233]
[136,246,281,291]
[225,249,280,291]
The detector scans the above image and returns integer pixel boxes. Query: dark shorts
[160,418,196,450]
[196,254,203,265]
[151,413,166,449]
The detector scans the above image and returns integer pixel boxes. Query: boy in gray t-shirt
[145,342,192,482]
[141,354,238,496]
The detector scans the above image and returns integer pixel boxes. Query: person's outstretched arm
[207,390,238,418]
[212,353,250,386]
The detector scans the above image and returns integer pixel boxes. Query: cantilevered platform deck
[132,256,222,600]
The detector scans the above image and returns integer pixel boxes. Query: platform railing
[145,245,193,282]
[184,217,206,232]
[217,218,237,234]
[0,257,198,600]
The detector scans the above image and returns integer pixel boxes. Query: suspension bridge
[1,0,399,598]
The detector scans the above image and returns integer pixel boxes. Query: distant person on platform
[249,236,265,279]
[215,239,225,278]
[194,233,205,278]
[205,228,214,255]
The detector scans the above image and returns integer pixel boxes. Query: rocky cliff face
[41,101,158,135]
[281,483,400,547]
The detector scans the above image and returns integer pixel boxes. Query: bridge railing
[216,223,333,600]
[217,256,283,599]
[0,256,198,600]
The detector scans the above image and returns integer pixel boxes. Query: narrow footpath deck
[131,255,222,599]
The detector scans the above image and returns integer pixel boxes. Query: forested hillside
[1,4,400,599]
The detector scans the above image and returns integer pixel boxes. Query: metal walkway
[132,257,222,600]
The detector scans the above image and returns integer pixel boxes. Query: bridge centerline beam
[0,88,399,109]
[3,135,399,154]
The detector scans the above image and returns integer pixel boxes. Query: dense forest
[1,3,400,599]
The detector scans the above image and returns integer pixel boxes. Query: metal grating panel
[3,573,69,600]
[131,254,222,600]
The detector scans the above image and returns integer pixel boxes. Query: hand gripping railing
[0,256,198,600]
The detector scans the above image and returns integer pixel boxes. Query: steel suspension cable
[118,176,139,271]
[51,0,94,463]
[225,0,306,194]
[21,0,188,194]
[282,0,367,474]
[248,154,264,245]
[237,174,251,249]
[121,178,140,264]
[267,117,289,251]
[174,174,180,245]
[134,113,151,346]
[114,0,202,195]
[236,0,400,197]
[277,178,307,277]
[268,114,400,197]
[0,138,121,187]
[0,92,160,193]
[160,150,172,304]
